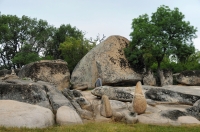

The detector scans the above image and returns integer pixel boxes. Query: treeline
[0,14,104,72]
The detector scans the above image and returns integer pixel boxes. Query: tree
[0,14,55,69]
[125,5,197,74]
[12,44,40,67]
[59,37,95,73]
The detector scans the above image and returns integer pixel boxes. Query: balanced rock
[56,106,83,125]
[133,82,147,114]
[71,35,142,89]
[176,70,200,86]
[0,100,55,128]
[18,60,70,90]
[100,95,112,118]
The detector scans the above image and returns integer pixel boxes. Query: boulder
[176,70,200,86]
[133,82,147,114]
[56,106,83,125]
[143,70,156,86]
[0,100,54,128]
[18,60,70,90]
[0,80,51,109]
[91,86,133,102]
[100,95,112,118]
[177,116,200,124]
[38,81,75,113]
[159,69,173,86]
[145,88,200,105]
[71,35,142,89]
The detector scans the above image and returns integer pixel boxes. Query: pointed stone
[135,81,143,95]
[133,94,147,114]
[100,95,112,118]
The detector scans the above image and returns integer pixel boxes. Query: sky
[0,0,200,50]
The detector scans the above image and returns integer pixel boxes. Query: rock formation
[91,86,134,102]
[18,60,70,90]
[159,69,173,86]
[0,100,55,128]
[143,70,156,86]
[176,70,200,86]
[71,35,142,89]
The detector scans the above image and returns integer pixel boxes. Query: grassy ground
[1,122,200,132]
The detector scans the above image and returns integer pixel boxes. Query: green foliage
[125,5,197,72]
[12,44,40,67]
[59,37,95,73]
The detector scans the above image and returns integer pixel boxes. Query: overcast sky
[0,0,199,50]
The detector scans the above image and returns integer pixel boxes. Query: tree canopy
[124,5,197,72]
[0,14,97,70]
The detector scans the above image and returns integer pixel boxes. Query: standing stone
[100,95,113,118]
[56,106,83,125]
[143,70,156,86]
[95,78,102,87]
[133,81,147,114]
[71,35,142,89]
[159,70,173,86]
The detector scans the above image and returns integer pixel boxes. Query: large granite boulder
[71,35,142,89]
[176,70,200,86]
[0,80,51,109]
[0,100,55,128]
[18,60,70,90]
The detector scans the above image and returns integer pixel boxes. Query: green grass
[1,122,200,132]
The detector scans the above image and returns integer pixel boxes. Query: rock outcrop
[143,70,156,86]
[71,35,142,89]
[0,100,55,128]
[91,86,134,102]
[176,70,200,86]
[0,80,51,109]
[145,88,200,105]
[159,70,173,86]
[18,60,70,90]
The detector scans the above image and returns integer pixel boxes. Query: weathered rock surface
[177,116,200,124]
[0,80,51,109]
[145,88,200,105]
[0,100,55,128]
[71,35,142,89]
[56,106,83,125]
[143,71,156,86]
[91,86,133,102]
[176,70,200,86]
[37,81,74,113]
[159,70,173,86]
[18,60,70,90]
[100,95,112,118]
